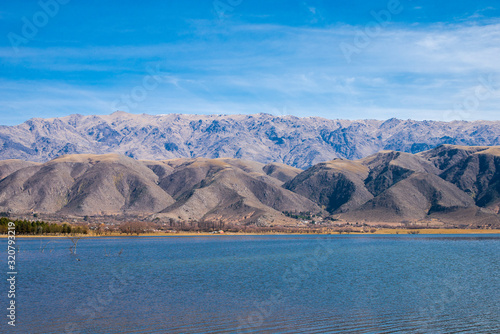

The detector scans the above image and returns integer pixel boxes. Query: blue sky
[1,0,499,125]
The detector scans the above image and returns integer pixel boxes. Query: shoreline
[3,228,500,238]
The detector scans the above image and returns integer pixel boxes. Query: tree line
[0,218,88,235]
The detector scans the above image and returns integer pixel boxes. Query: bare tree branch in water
[39,240,51,253]
[68,236,81,261]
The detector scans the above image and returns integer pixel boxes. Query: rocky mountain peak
[0,113,499,169]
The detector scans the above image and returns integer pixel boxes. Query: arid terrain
[0,143,499,229]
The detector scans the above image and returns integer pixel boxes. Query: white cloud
[1,20,499,123]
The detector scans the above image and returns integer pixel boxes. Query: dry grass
[372,228,500,235]
[7,228,500,238]
[476,147,500,157]
[322,160,369,174]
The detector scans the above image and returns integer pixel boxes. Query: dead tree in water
[68,236,81,260]
[39,240,51,253]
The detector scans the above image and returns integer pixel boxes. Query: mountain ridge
[1,112,499,169]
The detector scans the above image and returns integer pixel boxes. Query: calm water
[0,235,499,333]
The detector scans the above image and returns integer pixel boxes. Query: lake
[1,235,499,333]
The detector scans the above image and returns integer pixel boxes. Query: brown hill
[0,145,499,226]
[57,155,175,215]
[0,154,175,215]
[0,159,40,180]
[284,145,500,225]
[434,146,500,213]
[340,173,481,222]
[417,144,492,171]
[361,150,439,196]
[262,162,302,184]
[151,158,320,225]
[284,159,373,213]
[0,154,319,225]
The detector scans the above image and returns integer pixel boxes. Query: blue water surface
[0,235,499,333]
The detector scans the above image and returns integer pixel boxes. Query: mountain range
[0,144,499,227]
[1,112,499,169]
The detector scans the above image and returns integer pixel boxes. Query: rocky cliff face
[1,112,499,168]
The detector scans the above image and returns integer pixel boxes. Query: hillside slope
[286,145,500,226]
[0,145,499,227]
[424,146,500,213]
[340,173,479,222]
[0,155,320,225]
[284,159,373,213]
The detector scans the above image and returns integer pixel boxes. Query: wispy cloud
[1,20,499,124]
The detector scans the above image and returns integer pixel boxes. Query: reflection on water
[0,235,499,333]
